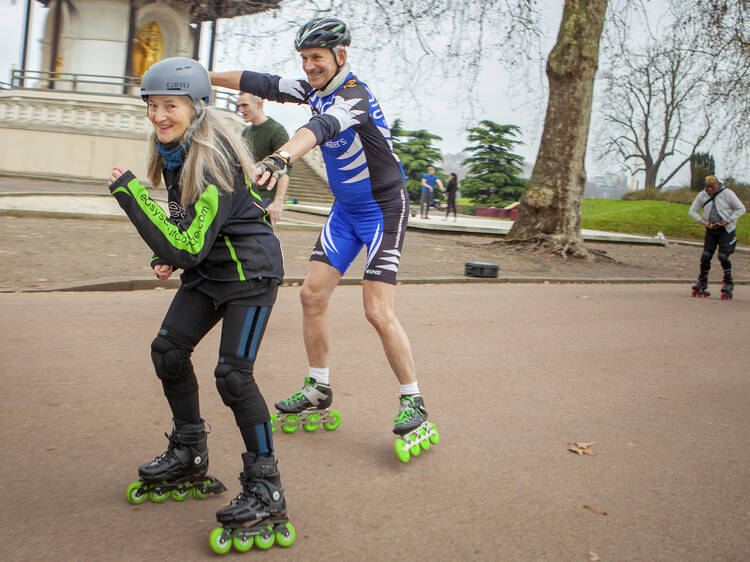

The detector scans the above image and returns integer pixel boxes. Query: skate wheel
[270,413,279,433]
[275,522,296,547]
[254,527,275,550]
[209,527,232,555]
[303,413,321,432]
[148,488,168,503]
[125,481,147,505]
[419,426,431,451]
[171,487,190,501]
[281,414,300,434]
[429,423,439,445]
[394,438,410,463]
[410,443,421,456]
[324,410,342,431]
[232,535,254,552]
[191,483,211,500]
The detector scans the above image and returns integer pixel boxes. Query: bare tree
[670,0,749,166]
[599,43,711,190]
[217,0,542,119]
[505,0,608,258]
[219,0,739,258]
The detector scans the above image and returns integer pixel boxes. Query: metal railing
[6,69,241,112]
[10,69,141,94]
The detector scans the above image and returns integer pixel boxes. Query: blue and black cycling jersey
[239,70,407,210]
[240,70,410,284]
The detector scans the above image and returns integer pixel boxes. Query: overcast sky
[1,0,746,183]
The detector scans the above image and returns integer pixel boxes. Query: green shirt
[241,117,292,174]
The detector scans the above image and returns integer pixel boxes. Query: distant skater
[688,175,745,299]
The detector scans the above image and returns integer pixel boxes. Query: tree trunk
[506,0,608,258]
[644,166,658,190]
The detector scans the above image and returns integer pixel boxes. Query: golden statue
[132,21,163,78]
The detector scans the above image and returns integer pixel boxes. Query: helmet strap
[185,100,207,138]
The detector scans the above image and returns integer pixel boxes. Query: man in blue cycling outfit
[210,17,432,440]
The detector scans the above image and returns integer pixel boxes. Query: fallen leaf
[46,447,55,451]
[583,504,608,516]
[569,442,595,455]
[588,552,601,561]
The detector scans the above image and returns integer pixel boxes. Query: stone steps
[286,158,333,205]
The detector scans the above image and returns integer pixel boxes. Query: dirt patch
[1,213,748,292]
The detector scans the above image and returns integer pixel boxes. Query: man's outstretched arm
[209,71,243,91]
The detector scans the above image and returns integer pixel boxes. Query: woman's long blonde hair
[147,101,254,208]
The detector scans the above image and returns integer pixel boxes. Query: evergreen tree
[391,119,444,201]
[461,121,526,207]
[690,152,716,191]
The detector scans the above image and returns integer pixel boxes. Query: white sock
[399,382,420,396]
[309,367,329,386]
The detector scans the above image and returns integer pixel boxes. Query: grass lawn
[580,199,750,245]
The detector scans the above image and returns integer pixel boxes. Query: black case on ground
[464,262,499,278]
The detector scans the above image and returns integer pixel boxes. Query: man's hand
[255,152,289,190]
[153,264,174,280]
[108,166,126,186]
[266,198,283,225]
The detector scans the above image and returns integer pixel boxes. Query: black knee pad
[700,250,713,265]
[214,357,254,407]
[151,334,192,383]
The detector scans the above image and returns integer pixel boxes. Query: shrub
[622,187,660,201]
[662,187,698,205]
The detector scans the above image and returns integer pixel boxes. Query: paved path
[2,283,749,561]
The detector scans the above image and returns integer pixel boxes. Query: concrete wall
[0,89,329,186]
[0,90,150,183]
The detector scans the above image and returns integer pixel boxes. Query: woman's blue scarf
[157,140,190,171]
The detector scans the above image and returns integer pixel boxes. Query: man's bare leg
[300,261,341,369]
[362,280,417,385]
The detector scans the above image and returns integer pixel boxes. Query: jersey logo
[342,78,358,89]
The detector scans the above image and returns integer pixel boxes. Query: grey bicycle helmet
[140,57,211,103]
[294,17,351,50]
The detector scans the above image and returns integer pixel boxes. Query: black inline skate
[691,275,710,298]
[209,452,295,554]
[270,377,341,434]
[125,421,226,504]
[721,276,734,300]
[393,395,439,463]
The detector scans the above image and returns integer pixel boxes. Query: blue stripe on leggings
[255,423,272,456]
[247,306,269,360]
[237,307,258,357]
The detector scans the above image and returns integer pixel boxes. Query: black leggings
[445,193,457,218]
[152,284,276,455]
[700,227,737,281]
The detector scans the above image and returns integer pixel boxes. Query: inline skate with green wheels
[392,395,439,463]
[271,377,341,434]
[125,421,226,504]
[209,452,295,554]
